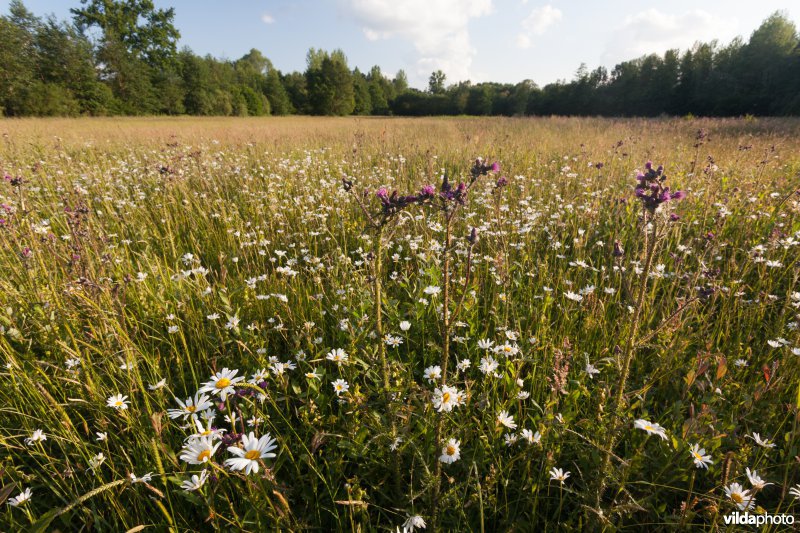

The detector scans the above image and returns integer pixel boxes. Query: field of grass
[1,116,799,531]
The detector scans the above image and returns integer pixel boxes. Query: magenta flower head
[471,158,500,180]
[420,185,436,197]
[376,187,389,202]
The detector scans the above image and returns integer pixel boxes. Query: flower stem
[594,209,658,513]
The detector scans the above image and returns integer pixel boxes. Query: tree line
[1,0,799,118]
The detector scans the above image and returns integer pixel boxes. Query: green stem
[594,209,658,513]
[431,209,453,530]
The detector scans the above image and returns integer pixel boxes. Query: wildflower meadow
[1,116,799,531]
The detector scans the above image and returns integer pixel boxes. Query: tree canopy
[1,1,799,117]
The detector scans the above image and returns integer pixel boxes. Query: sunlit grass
[0,116,799,530]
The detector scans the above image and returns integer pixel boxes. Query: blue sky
[7,1,800,88]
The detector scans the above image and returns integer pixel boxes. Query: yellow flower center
[644,425,653,431]
[446,445,456,456]
[115,401,123,406]
[442,392,451,403]
[197,450,211,462]
[245,450,261,460]
[732,493,743,504]
[186,405,197,413]
[216,378,231,389]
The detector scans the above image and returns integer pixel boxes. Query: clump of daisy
[225,431,278,475]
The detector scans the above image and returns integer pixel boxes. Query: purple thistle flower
[634,162,686,212]
[471,158,500,179]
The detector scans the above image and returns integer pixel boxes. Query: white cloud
[516,34,531,48]
[602,9,738,63]
[516,4,562,49]
[261,13,275,24]
[342,0,493,84]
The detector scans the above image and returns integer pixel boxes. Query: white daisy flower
[432,385,464,413]
[439,438,461,464]
[7,488,32,507]
[198,368,244,401]
[130,472,153,484]
[521,429,541,445]
[332,379,349,396]
[106,394,129,410]
[689,444,713,469]
[634,419,668,440]
[746,432,776,449]
[497,410,517,429]
[167,393,212,420]
[401,514,426,532]
[224,432,278,475]
[181,470,209,492]
[180,436,221,465]
[745,467,772,490]
[326,348,349,365]
[549,467,570,483]
[724,482,755,511]
[25,429,46,445]
[423,365,442,383]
